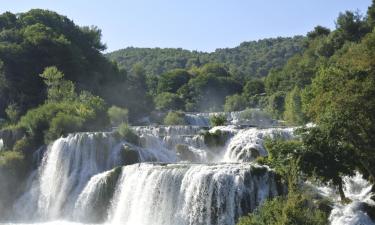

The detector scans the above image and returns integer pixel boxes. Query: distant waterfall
[108,163,280,225]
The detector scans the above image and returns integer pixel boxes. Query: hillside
[106,36,306,80]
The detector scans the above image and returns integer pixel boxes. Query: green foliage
[267,91,285,119]
[5,103,20,124]
[18,95,107,146]
[107,37,306,80]
[202,130,228,148]
[243,79,265,97]
[163,111,186,125]
[116,123,139,145]
[209,114,227,126]
[184,72,241,111]
[237,193,328,225]
[39,66,76,103]
[154,92,184,111]
[224,94,247,112]
[107,106,128,126]
[157,69,191,93]
[283,86,305,125]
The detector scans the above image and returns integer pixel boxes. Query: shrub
[224,94,247,112]
[154,92,184,111]
[107,106,128,126]
[116,123,139,145]
[45,112,84,142]
[209,114,227,127]
[237,193,328,225]
[164,111,186,125]
[5,103,20,124]
[18,97,108,146]
[202,130,229,148]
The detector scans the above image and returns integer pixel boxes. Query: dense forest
[107,36,305,80]
[0,1,375,224]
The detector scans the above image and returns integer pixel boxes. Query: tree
[154,92,184,111]
[107,106,129,126]
[5,103,20,124]
[307,26,331,39]
[267,91,285,119]
[39,66,76,103]
[157,69,191,93]
[368,0,375,28]
[243,79,265,98]
[283,86,305,125]
[224,94,247,112]
[164,111,186,125]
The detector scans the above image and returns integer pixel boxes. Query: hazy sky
[0,0,372,52]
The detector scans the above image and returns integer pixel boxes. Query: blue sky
[0,0,372,52]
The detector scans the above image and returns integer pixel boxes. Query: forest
[0,1,375,225]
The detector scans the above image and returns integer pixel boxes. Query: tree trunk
[338,181,348,203]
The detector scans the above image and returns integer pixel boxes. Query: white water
[109,163,278,225]
[222,127,294,162]
[2,113,373,225]
[329,173,375,225]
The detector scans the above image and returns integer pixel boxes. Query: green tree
[224,94,247,112]
[39,66,76,103]
[5,103,20,124]
[283,86,305,125]
[157,69,191,93]
[243,79,265,97]
[164,111,186,125]
[267,91,285,119]
[154,92,184,111]
[107,106,129,126]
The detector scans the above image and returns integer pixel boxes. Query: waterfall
[109,163,280,225]
[14,132,177,220]
[222,127,294,162]
[6,111,372,225]
[329,173,375,225]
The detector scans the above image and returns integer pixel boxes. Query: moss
[116,123,140,145]
[202,130,229,148]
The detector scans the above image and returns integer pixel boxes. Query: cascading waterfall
[13,132,176,220]
[222,127,294,162]
[3,111,373,225]
[109,163,280,225]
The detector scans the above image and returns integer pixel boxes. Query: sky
[0,0,372,52]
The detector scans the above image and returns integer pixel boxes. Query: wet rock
[175,144,197,161]
[0,127,25,150]
[121,144,140,165]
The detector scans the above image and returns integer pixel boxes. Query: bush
[45,112,84,142]
[224,94,247,112]
[202,130,229,148]
[5,103,20,124]
[237,193,328,225]
[154,92,184,111]
[116,123,139,145]
[164,111,186,125]
[18,97,108,146]
[209,114,227,127]
[107,106,128,126]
